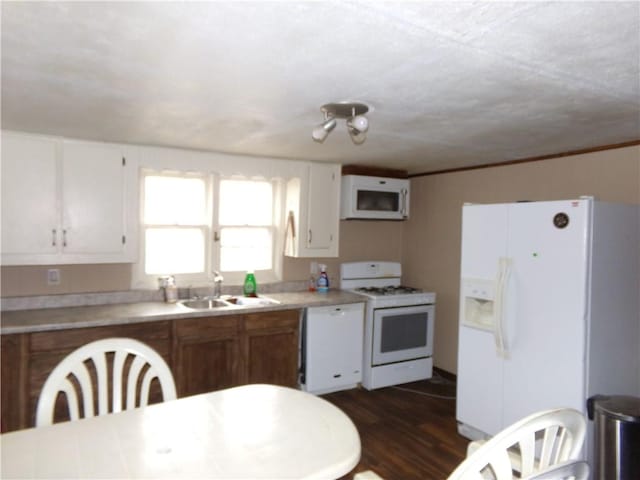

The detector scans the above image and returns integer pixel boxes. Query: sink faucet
[212,271,224,298]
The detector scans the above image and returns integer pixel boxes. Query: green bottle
[243,271,257,297]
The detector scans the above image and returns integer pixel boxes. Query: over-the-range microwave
[340,175,410,220]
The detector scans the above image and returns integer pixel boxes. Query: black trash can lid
[593,395,640,423]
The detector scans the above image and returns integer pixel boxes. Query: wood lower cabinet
[173,315,240,397]
[173,310,301,396]
[0,308,301,433]
[241,310,300,387]
[1,334,28,432]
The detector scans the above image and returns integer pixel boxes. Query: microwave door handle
[401,189,408,217]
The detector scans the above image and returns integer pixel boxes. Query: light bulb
[311,117,336,143]
[347,115,369,133]
[312,126,329,142]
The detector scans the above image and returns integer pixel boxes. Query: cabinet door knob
[62,229,67,247]
[51,229,57,247]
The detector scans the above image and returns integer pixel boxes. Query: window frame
[132,169,283,290]
[212,175,282,285]
[133,169,213,289]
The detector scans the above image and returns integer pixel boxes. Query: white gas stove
[340,261,436,390]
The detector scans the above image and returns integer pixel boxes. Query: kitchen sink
[179,298,234,310]
[178,295,280,310]
[228,295,280,306]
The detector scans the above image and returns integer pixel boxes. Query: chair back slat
[539,424,557,468]
[489,450,514,478]
[127,356,148,409]
[112,349,130,413]
[138,366,156,407]
[91,352,109,416]
[555,427,570,463]
[518,432,537,475]
[71,362,96,418]
[60,378,81,422]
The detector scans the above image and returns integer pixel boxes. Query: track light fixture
[312,102,370,145]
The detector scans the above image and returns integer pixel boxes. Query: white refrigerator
[456,197,639,463]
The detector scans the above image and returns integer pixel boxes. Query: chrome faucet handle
[213,271,224,282]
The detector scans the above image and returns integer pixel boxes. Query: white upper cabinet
[1,134,59,257]
[285,162,340,258]
[1,132,137,265]
[61,142,129,256]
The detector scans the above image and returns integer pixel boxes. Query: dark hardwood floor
[323,371,469,480]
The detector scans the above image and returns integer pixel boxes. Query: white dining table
[0,384,361,479]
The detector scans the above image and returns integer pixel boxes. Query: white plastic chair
[354,470,385,480]
[36,337,177,427]
[447,408,586,480]
[522,459,589,480]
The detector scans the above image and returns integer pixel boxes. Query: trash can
[587,395,640,480]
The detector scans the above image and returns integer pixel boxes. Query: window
[217,179,275,273]
[136,171,280,288]
[142,174,209,278]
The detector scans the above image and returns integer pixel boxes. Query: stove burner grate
[355,285,422,295]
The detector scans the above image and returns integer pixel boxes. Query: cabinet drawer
[174,315,239,339]
[30,321,172,355]
[243,310,300,331]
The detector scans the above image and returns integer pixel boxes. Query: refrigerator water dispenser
[461,278,495,330]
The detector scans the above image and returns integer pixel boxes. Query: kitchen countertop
[0,290,366,335]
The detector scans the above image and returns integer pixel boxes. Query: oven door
[371,304,434,366]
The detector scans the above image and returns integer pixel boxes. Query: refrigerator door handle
[494,257,513,358]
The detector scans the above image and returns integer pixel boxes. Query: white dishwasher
[301,302,365,395]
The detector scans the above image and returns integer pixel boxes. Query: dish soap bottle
[243,271,257,297]
[316,264,329,293]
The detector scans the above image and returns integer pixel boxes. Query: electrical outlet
[47,269,61,285]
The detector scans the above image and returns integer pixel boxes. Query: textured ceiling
[2,1,639,174]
